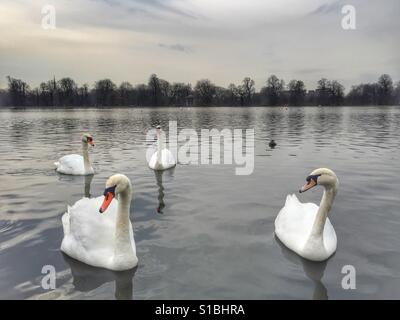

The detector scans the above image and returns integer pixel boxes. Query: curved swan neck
[310,186,337,237]
[82,142,91,172]
[156,132,163,163]
[114,187,133,257]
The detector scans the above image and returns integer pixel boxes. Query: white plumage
[148,149,176,170]
[55,154,94,175]
[275,194,337,261]
[55,133,94,176]
[61,175,138,271]
[148,126,176,171]
[274,168,339,262]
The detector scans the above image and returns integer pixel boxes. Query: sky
[0,0,399,91]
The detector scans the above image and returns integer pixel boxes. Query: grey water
[0,106,399,300]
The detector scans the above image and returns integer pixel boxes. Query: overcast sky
[0,0,399,90]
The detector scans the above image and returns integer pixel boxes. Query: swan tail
[61,208,71,236]
[284,194,293,206]
[285,193,300,206]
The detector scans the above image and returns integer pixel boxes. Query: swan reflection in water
[62,253,137,300]
[84,175,94,198]
[275,236,329,300]
[57,174,94,198]
[154,168,174,214]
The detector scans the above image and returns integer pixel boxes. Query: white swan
[61,174,138,271]
[54,133,95,175]
[275,168,339,261]
[148,125,176,171]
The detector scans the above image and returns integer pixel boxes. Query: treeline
[0,73,399,107]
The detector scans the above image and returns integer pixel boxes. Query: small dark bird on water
[269,140,277,149]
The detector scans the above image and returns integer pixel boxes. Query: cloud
[158,43,192,53]
[296,68,326,75]
[0,0,399,90]
[309,0,343,15]
[92,0,199,19]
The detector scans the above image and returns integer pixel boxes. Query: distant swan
[148,125,176,171]
[61,174,138,271]
[54,133,95,175]
[275,168,339,261]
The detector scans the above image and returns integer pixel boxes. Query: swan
[54,133,95,175]
[148,125,176,171]
[61,174,138,271]
[274,168,339,261]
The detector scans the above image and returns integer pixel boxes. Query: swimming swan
[61,174,138,271]
[54,133,95,175]
[148,125,176,171]
[275,168,339,261]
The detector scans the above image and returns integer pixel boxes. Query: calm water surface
[0,106,399,299]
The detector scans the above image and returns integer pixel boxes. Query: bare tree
[7,76,29,106]
[227,83,240,105]
[262,75,284,106]
[377,74,394,105]
[194,79,216,106]
[118,82,134,106]
[288,80,306,106]
[95,79,117,106]
[170,83,192,106]
[330,80,345,106]
[148,74,162,106]
[241,77,255,105]
[58,77,77,106]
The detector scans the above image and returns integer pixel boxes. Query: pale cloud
[158,43,192,53]
[0,0,399,90]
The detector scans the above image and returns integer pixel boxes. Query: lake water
[0,106,399,300]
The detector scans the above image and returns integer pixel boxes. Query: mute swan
[54,133,95,175]
[61,174,138,271]
[275,168,339,262]
[148,125,176,171]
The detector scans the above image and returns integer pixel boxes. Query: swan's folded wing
[162,149,176,167]
[323,217,337,255]
[61,209,71,236]
[56,154,84,174]
[148,152,158,169]
[61,196,118,258]
[275,194,319,251]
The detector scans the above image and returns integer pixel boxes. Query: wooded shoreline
[1,73,399,108]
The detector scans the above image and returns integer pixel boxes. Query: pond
[0,106,399,299]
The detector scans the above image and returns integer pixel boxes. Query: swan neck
[82,142,90,172]
[156,132,163,163]
[114,187,133,257]
[310,186,336,237]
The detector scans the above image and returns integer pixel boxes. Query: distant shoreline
[2,74,399,108]
[1,105,399,111]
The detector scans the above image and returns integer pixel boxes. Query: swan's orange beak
[87,138,95,147]
[299,179,317,193]
[99,192,114,213]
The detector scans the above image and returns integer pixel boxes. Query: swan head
[82,133,95,147]
[99,174,132,213]
[155,125,161,135]
[299,168,338,193]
